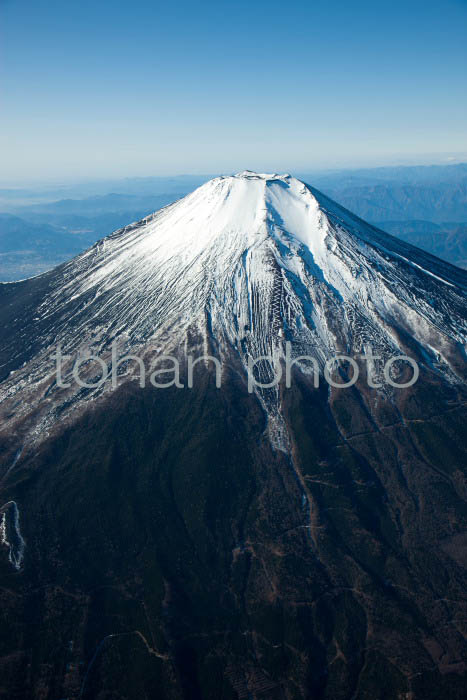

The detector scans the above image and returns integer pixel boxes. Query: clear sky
[1,0,466,182]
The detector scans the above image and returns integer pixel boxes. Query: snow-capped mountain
[0,171,465,450]
[1,172,467,700]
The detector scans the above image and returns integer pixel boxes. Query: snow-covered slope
[1,171,466,449]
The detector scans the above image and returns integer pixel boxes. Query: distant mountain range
[377,220,467,269]
[321,182,467,222]
[1,163,466,280]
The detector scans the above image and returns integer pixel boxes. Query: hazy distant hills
[0,214,91,281]
[0,164,466,280]
[377,220,467,269]
[0,194,183,281]
[308,162,467,189]
[320,182,467,222]
[0,175,209,210]
[12,192,184,216]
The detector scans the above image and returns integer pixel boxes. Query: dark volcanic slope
[0,173,466,700]
[1,364,467,700]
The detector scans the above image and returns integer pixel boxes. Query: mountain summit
[0,171,465,448]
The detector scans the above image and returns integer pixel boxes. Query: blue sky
[1,0,466,182]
